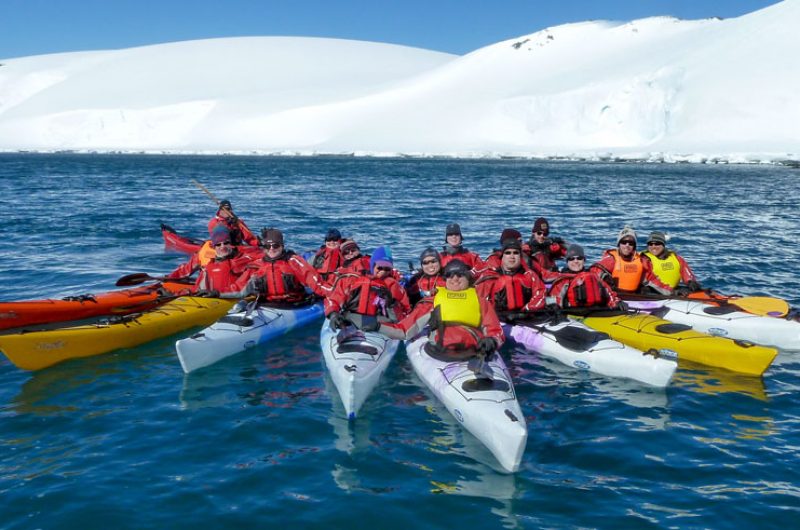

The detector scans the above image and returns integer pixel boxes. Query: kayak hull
[320,321,399,419]
[505,319,676,387]
[175,301,324,373]
[577,312,778,376]
[0,297,236,371]
[405,335,527,473]
[161,223,204,254]
[0,282,190,331]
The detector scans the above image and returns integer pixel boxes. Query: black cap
[325,228,342,241]
[501,238,523,252]
[419,247,441,265]
[261,227,284,244]
[445,223,462,236]
[442,258,474,284]
[218,199,232,210]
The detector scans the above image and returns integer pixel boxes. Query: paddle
[115,273,194,287]
[514,318,611,352]
[192,178,222,205]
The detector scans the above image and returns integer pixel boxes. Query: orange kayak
[0,281,192,331]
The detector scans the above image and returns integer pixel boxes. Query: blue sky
[0,0,780,59]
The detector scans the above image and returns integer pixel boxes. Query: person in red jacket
[371,259,504,372]
[476,238,547,318]
[526,217,567,272]
[440,223,483,270]
[311,228,344,281]
[547,244,624,310]
[335,239,372,276]
[167,226,257,294]
[405,247,446,306]
[591,226,672,295]
[325,246,410,327]
[476,228,534,279]
[229,228,331,303]
[207,199,259,246]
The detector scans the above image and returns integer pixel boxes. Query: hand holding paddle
[115,273,194,287]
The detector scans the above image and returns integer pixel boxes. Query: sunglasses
[214,241,232,247]
[264,243,283,250]
[325,237,339,242]
[619,240,636,247]
[444,271,467,279]
[375,266,393,272]
[503,250,521,256]
[535,231,549,236]
[567,256,584,262]
[647,241,664,246]
[421,259,438,265]
[343,247,359,255]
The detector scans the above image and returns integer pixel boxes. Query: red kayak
[0,281,192,331]
[161,223,205,255]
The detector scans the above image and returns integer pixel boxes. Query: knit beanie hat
[647,231,667,245]
[210,225,231,245]
[532,217,549,234]
[500,228,522,244]
[565,244,585,259]
[340,239,359,254]
[501,238,523,252]
[616,226,637,247]
[370,246,393,273]
[419,247,441,265]
[325,228,342,241]
[261,228,284,245]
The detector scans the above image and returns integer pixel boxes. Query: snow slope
[0,1,797,162]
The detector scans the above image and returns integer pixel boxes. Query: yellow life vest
[643,251,682,288]
[609,249,643,292]
[433,287,481,328]
[198,241,217,267]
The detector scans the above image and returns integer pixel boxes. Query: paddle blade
[730,296,790,318]
[115,273,153,286]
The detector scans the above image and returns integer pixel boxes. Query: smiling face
[647,241,665,257]
[213,240,234,258]
[421,256,441,276]
[501,248,521,271]
[566,255,585,272]
[446,233,462,247]
[264,242,284,259]
[618,238,636,258]
[444,271,469,291]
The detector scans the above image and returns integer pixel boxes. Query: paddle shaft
[191,179,221,206]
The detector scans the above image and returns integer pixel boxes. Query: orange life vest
[608,249,643,292]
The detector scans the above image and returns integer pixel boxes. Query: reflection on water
[672,363,768,401]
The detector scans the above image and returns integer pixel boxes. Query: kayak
[626,299,800,351]
[575,311,779,376]
[320,320,399,420]
[0,297,236,371]
[405,334,527,473]
[504,318,677,387]
[161,223,204,254]
[0,281,191,331]
[175,299,324,373]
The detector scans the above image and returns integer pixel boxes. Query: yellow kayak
[0,297,236,371]
[576,313,778,376]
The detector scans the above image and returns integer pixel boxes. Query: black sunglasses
[567,256,584,262]
[421,259,438,265]
[376,266,393,272]
[503,250,521,255]
[444,271,467,278]
[264,242,283,249]
[647,241,664,246]
[214,241,232,247]
[619,240,636,246]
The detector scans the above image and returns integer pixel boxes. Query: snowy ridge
[0,1,798,162]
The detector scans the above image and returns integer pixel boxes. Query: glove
[347,313,380,332]
[687,280,702,292]
[196,289,220,298]
[675,286,691,297]
[247,275,266,295]
[328,312,346,330]
[616,301,629,312]
[476,337,497,360]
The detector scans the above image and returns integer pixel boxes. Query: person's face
[446,234,462,246]
[421,256,441,276]
[533,230,548,243]
[444,271,469,291]
[566,255,585,272]
[501,248,522,271]
[374,265,392,279]
[647,241,665,257]
[325,239,340,249]
[213,240,234,258]
[219,205,234,219]
[264,241,284,258]
[618,239,636,257]
[342,246,360,260]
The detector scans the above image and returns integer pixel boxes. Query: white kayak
[320,320,399,420]
[504,318,677,387]
[627,299,800,351]
[405,334,528,473]
[175,300,324,373]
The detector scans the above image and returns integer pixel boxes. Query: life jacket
[608,249,643,292]
[643,251,682,288]
[433,287,482,328]
[560,272,609,308]
[491,271,533,312]
[199,258,239,292]
[312,247,342,277]
[258,253,305,301]
[343,275,394,318]
[198,241,218,267]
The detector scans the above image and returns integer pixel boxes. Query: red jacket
[325,273,410,321]
[311,246,344,280]
[440,246,484,270]
[476,267,547,313]
[548,270,620,309]
[380,292,504,352]
[167,247,258,293]
[233,252,332,303]
[405,273,446,306]
[208,215,259,246]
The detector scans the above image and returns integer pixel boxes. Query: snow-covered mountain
[0,1,797,162]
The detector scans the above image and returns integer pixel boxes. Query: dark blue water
[1,154,799,529]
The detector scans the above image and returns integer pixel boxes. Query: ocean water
[0,154,799,529]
